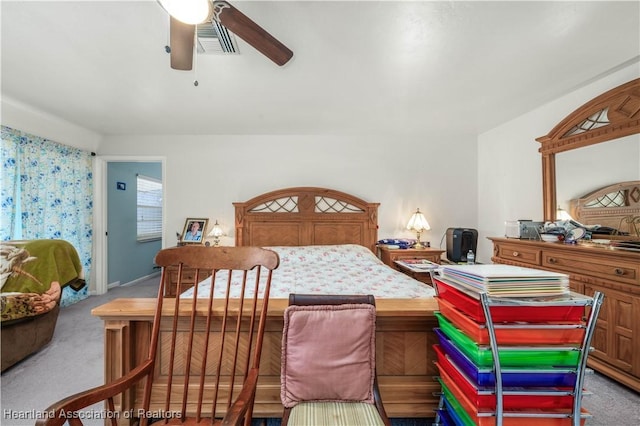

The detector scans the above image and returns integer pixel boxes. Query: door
[94,156,165,294]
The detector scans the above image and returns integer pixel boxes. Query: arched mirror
[536,78,640,239]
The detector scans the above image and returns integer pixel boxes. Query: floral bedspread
[182,244,436,299]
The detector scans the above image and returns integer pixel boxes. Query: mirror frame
[536,78,640,221]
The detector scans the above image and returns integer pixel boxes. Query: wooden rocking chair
[36,245,279,426]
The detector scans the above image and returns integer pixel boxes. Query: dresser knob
[512,251,519,257]
[614,268,624,276]
[548,257,557,264]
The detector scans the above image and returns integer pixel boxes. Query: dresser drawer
[164,267,212,296]
[377,247,443,270]
[393,253,442,263]
[543,251,639,286]
[495,243,541,266]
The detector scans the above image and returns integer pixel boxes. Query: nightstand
[377,246,445,284]
[163,266,212,297]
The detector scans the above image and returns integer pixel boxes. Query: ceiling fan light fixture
[158,0,211,25]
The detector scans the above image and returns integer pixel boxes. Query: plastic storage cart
[432,267,604,426]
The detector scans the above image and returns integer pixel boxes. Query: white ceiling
[2,1,639,137]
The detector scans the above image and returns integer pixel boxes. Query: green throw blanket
[1,240,84,323]
[1,239,85,294]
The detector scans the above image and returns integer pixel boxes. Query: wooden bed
[233,186,381,251]
[92,187,440,423]
[570,180,640,239]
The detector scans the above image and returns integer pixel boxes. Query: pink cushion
[281,304,376,408]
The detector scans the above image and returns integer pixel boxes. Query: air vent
[196,21,239,54]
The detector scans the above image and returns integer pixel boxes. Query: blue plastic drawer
[434,329,578,388]
[436,409,455,426]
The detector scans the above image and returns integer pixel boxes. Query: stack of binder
[440,264,570,298]
[432,264,603,426]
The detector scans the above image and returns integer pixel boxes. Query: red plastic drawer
[437,298,586,345]
[438,368,589,426]
[434,278,585,323]
[436,359,574,409]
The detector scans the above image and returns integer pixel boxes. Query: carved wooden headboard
[233,187,380,252]
[570,180,640,237]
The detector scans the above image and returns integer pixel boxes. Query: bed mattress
[181,244,436,299]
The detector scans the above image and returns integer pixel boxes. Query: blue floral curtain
[1,126,93,306]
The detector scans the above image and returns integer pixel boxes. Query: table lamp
[406,208,430,249]
[207,220,224,246]
[556,206,574,221]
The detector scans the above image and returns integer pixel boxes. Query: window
[137,174,162,242]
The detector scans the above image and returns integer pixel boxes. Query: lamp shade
[556,206,574,221]
[157,0,211,24]
[406,209,431,232]
[207,220,224,238]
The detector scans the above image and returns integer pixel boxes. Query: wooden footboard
[92,297,440,423]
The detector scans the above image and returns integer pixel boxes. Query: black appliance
[446,228,478,263]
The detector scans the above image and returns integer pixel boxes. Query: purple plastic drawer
[434,329,578,388]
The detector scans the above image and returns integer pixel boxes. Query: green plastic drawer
[436,313,581,368]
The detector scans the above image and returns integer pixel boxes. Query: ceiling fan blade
[170,16,195,70]
[213,1,293,66]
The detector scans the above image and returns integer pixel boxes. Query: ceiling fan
[158,0,294,70]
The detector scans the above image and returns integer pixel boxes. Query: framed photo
[180,218,209,245]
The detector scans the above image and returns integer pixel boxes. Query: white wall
[99,133,478,254]
[2,94,479,289]
[8,62,638,269]
[1,96,102,151]
[478,62,640,262]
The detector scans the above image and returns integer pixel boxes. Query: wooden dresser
[489,237,640,392]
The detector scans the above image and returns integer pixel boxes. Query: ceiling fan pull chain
[164,13,171,53]
[193,24,199,87]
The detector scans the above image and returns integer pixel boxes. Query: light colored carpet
[1,275,639,425]
[1,275,160,426]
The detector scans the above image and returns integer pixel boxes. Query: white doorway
[94,156,166,295]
